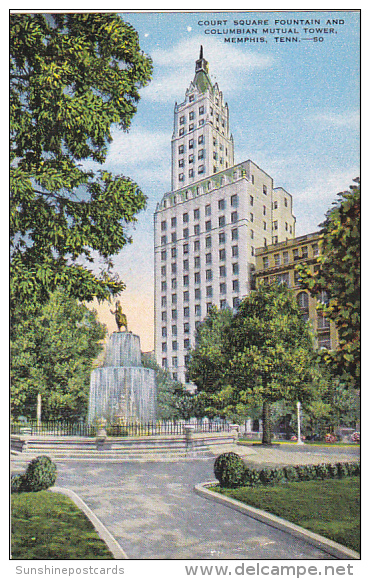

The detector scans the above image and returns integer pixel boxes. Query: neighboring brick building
[255,232,338,351]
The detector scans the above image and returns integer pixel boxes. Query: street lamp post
[296,401,305,445]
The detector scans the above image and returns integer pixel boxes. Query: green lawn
[212,476,360,553]
[11,490,114,559]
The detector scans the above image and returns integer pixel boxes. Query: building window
[297,291,309,320]
[198,165,204,174]
[219,248,226,261]
[172,357,178,367]
[205,220,212,231]
[231,211,238,223]
[206,269,212,281]
[195,288,201,300]
[317,312,330,330]
[218,198,225,211]
[194,240,200,252]
[161,296,167,307]
[232,262,239,275]
[263,221,267,231]
[178,159,184,168]
[179,145,184,154]
[199,105,204,114]
[161,265,166,276]
[183,275,189,286]
[184,322,190,333]
[206,253,212,264]
[293,249,299,261]
[189,138,194,148]
[194,256,201,269]
[230,194,238,207]
[302,246,308,259]
[220,299,227,309]
[263,256,269,269]
[172,293,177,305]
[206,236,212,248]
[195,304,201,316]
[184,338,190,350]
[250,195,254,206]
[220,283,226,294]
[189,154,194,164]
[183,259,189,271]
[198,149,205,160]
[198,135,204,144]
[183,228,189,239]
[250,213,254,222]
[161,250,167,261]
[161,327,167,338]
[179,173,184,182]
[273,221,278,231]
[189,169,194,178]
[161,235,167,246]
[219,265,226,277]
[274,254,280,266]
[172,341,178,351]
[184,306,189,318]
[183,243,189,255]
[231,228,238,241]
[263,185,268,195]
[183,212,189,223]
[283,251,289,264]
[171,232,177,243]
[232,245,239,257]
[162,358,167,368]
[161,220,167,231]
[219,231,226,244]
[250,229,254,239]
[312,243,319,256]
[179,128,184,136]
[232,280,239,292]
[318,332,331,350]
[161,281,167,292]
[161,311,167,322]
[285,222,288,231]
[183,290,189,302]
[219,215,226,227]
[233,297,240,309]
[194,208,200,220]
[171,309,177,320]
[205,204,211,216]
[194,224,200,235]
[206,286,213,297]
[263,205,267,216]
[194,271,200,284]
[284,197,288,207]
[273,201,278,209]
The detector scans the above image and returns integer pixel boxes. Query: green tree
[10,13,152,314]
[297,179,360,388]
[11,289,106,421]
[224,283,318,444]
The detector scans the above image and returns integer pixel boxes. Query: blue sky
[87,10,360,350]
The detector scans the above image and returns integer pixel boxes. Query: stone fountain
[87,331,156,424]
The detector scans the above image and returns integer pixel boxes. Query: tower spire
[195,45,208,75]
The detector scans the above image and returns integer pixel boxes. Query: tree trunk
[262,399,272,445]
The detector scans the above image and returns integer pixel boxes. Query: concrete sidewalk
[48,444,358,560]
[11,444,359,560]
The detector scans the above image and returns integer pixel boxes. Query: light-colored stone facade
[254,232,338,351]
[154,48,296,386]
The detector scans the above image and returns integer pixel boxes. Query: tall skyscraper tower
[154,48,296,387]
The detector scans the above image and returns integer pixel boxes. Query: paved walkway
[20,444,357,560]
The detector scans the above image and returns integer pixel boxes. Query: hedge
[214,454,360,488]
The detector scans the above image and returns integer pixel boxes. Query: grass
[11,490,114,559]
[212,476,360,553]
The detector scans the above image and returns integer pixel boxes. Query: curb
[50,486,129,560]
[194,481,360,560]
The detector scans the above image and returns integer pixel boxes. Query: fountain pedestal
[88,332,156,424]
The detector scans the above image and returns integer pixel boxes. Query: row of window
[262,243,319,269]
[160,213,240,245]
[161,245,240,265]
[179,106,226,126]
[160,297,240,324]
[161,261,240,282]
[160,279,240,304]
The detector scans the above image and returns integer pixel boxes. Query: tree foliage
[188,285,318,443]
[296,179,360,388]
[11,289,106,420]
[10,13,153,313]
[141,354,199,420]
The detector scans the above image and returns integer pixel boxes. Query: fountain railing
[11,419,231,437]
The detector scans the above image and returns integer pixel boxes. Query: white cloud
[143,34,274,103]
[307,110,360,130]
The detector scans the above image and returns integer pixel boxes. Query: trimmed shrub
[336,462,349,478]
[243,466,261,487]
[314,464,330,480]
[11,474,27,494]
[214,452,245,488]
[283,466,299,482]
[259,467,284,486]
[23,456,57,492]
[347,461,360,476]
[327,463,339,479]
